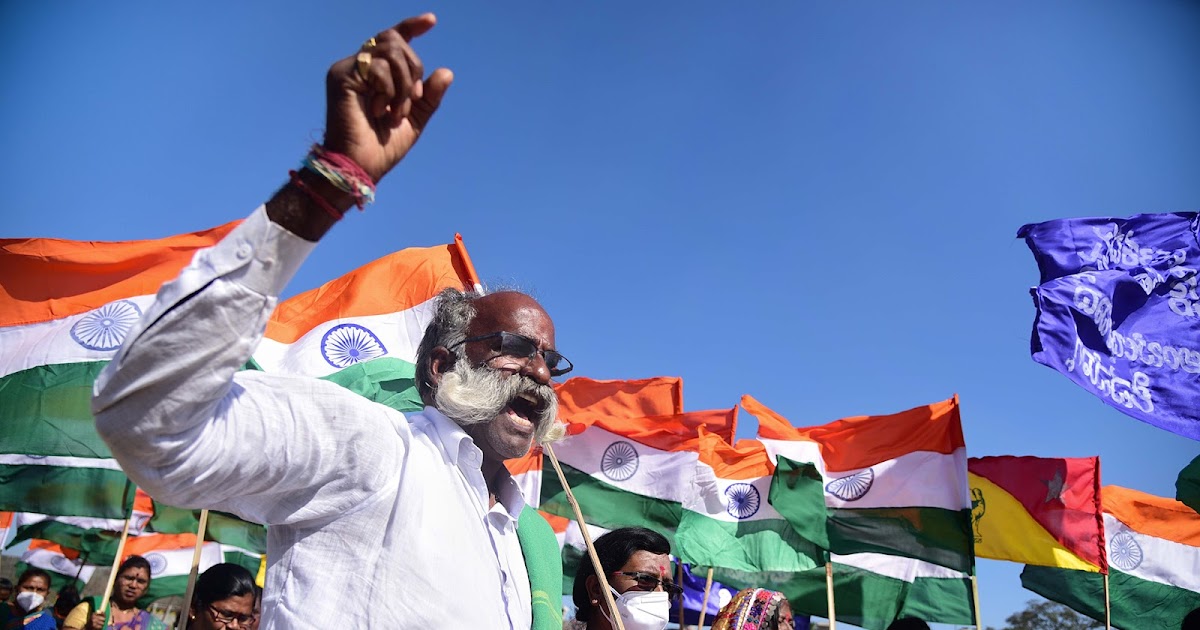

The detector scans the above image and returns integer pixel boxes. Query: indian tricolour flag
[121,533,225,603]
[750,395,973,574]
[19,539,98,592]
[539,408,736,543]
[1021,485,1200,629]
[253,237,478,413]
[0,222,238,518]
[506,376,687,507]
[1,221,477,519]
[10,487,155,556]
[765,459,975,627]
[675,428,824,588]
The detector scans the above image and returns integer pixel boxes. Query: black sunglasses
[612,571,684,600]
[449,331,573,377]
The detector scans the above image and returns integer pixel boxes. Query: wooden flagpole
[176,509,210,630]
[1103,572,1111,630]
[697,567,714,628]
[545,445,626,630]
[825,561,837,630]
[971,574,983,628]
[676,563,685,628]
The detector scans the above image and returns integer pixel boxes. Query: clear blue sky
[3,2,1198,627]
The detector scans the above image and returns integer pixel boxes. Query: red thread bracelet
[289,170,345,221]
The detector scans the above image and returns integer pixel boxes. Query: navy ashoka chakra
[601,441,639,482]
[51,555,79,574]
[144,552,169,577]
[725,483,761,519]
[70,300,142,351]
[825,468,875,502]
[321,323,388,368]
[1109,531,1143,571]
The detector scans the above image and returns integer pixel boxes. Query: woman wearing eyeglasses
[188,564,257,630]
[571,527,682,630]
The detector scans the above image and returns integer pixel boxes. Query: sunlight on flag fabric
[1018,212,1200,440]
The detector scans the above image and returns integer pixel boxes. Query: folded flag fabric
[0,223,236,518]
[968,456,1105,572]
[1021,485,1200,629]
[1018,212,1200,440]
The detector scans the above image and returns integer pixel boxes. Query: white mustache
[434,359,565,444]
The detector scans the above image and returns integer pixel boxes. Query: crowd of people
[0,562,258,630]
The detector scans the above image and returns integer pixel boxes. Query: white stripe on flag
[1104,513,1200,592]
[833,552,970,581]
[252,301,438,376]
[0,295,157,379]
[0,454,123,470]
[555,427,697,503]
[21,547,97,583]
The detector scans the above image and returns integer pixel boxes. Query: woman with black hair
[3,568,55,630]
[188,564,257,630]
[571,527,681,630]
[64,556,163,630]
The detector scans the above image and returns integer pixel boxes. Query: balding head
[415,288,566,456]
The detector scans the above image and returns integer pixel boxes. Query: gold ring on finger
[361,37,377,52]
[355,52,372,81]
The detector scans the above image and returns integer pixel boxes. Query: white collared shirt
[93,206,532,630]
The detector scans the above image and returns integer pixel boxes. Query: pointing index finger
[394,13,437,42]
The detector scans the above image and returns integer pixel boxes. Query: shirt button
[236,243,252,260]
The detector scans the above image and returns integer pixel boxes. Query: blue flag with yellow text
[1018,212,1200,440]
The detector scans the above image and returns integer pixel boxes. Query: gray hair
[415,287,480,402]
[415,286,566,445]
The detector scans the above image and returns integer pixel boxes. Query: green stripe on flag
[150,505,267,554]
[540,461,683,544]
[140,576,193,607]
[0,363,111,457]
[11,520,122,565]
[319,357,421,413]
[223,549,264,577]
[827,506,973,573]
[0,466,132,519]
[676,512,823,574]
[769,457,830,548]
[1177,454,1200,515]
[1022,564,1200,629]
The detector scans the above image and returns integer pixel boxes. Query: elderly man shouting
[93,14,566,630]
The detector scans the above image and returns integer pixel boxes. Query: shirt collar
[421,405,475,466]
[421,406,528,519]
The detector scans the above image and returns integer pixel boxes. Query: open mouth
[505,393,542,431]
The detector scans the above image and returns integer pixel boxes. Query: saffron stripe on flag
[0,221,240,327]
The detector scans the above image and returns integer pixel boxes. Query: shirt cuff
[215,204,317,297]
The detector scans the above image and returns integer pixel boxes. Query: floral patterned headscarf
[711,587,787,630]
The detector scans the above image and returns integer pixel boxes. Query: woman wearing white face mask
[4,568,56,630]
[570,527,682,630]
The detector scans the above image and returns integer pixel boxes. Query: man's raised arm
[91,15,452,521]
